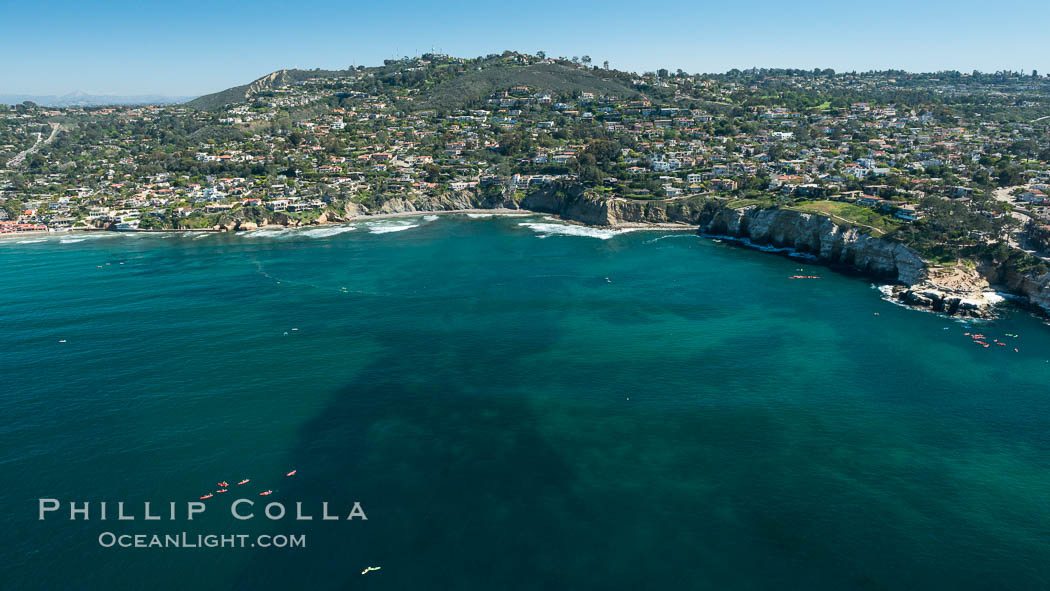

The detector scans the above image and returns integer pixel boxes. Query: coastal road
[991,185,1049,258]
[992,186,1032,227]
[5,122,61,168]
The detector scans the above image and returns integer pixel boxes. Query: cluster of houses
[0,220,48,234]
[1,54,1048,239]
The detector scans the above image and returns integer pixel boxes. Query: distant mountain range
[0,91,196,107]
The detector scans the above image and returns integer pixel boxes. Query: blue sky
[2,0,1048,97]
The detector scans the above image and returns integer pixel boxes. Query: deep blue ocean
[3,214,1050,590]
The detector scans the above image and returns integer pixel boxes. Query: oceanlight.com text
[97,532,306,549]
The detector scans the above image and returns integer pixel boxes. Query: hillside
[186,61,641,112]
[186,68,353,110]
[416,63,639,111]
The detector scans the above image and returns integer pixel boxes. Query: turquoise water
[3,214,1050,590]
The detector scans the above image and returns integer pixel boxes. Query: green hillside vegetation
[414,63,639,111]
[188,60,642,114]
[185,83,255,111]
[786,200,902,236]
[186,68,353,110]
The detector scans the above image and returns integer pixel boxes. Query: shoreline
[3,209,701,238]
[70,208,701,233]
[272,208,698,231]
[0,230,54,240]
[6,208,1045,322]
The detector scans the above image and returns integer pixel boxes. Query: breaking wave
[242,228,296,240]
[366,221,420,234]
[983,292,1006,305]
[300,225,356,238]
[518,222,644,240]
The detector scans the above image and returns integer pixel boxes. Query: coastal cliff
[694,206,1008,317]
[176,184,1048,319]
[1011,273,1050,314]
[507,191,1008,318]
[980,263,1050,315]
[700,206,925,283]
[353,184,710,226]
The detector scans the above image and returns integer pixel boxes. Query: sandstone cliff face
[605,198,712,225]
[1017,274,1050,313]
[521,187,614,225]
[701,206,927,284]
[981,263,1050,315]
[358,190,521,215]
[245,70,290,100]
[377,197,419,214]
[512,186,710,226]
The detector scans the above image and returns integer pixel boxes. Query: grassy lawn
[724,196,776,209]
[786,200,902,236]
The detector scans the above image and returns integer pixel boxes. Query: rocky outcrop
[886,266,1001,318]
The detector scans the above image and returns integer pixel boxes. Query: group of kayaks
[193,468,381,575]
[964,332,1019,352]
[788,275,821,280]
[198,470,295,500]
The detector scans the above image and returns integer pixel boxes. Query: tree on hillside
[424,163,441,183]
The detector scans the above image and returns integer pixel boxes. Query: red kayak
[260,490,273,496]
[237,479,250,485]
[286,470,296,477]
[200,493,213,500]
